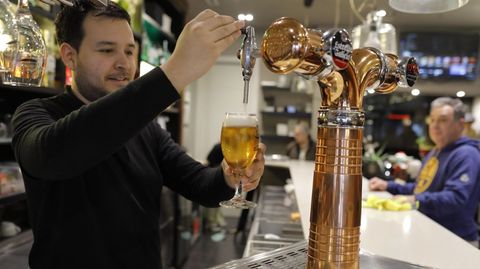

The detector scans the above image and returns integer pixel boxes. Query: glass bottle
[0,0,18,80]
[3,0,47,87]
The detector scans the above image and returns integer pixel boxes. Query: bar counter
[265,160,480,269]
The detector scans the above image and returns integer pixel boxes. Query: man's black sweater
[11,68,234,269]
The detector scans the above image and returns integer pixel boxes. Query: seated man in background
[369,97,480,248]
[286,122,316,161]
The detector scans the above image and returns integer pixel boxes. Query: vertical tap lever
[238,26,258,104]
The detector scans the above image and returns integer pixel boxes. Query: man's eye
[126,51,134,56]
[99,49,113,53]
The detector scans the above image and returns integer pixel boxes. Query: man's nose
[115,53,129,69]
[429,122,440,129]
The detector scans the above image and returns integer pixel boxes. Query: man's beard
[74,68,109,102]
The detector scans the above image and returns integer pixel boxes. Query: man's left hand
[394,195,416,204]
[222,143,266,192]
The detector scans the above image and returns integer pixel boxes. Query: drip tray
[209,240,437,269]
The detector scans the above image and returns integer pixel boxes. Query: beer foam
[225,114,257,126]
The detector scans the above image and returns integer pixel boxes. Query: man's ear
[59,42,77,71]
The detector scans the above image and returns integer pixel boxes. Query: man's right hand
[368,177,388,191]
[161,9,245,91]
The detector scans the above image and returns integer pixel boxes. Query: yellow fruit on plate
[362,194,416,211]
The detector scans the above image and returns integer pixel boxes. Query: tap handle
[238,25,258,81]
[237,25,258,104]
[321,28,352,71]
[396,57,419,87]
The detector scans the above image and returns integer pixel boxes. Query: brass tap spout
[261,17,327,76]
[261,18,351,78]
[320,47,419,110]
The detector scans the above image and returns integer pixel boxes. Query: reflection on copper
[261,17,326,76]
[318,71,344,107]
[308,127,362,269]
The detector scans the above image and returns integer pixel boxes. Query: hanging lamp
[389,0,469,14]
[352,10,397,54]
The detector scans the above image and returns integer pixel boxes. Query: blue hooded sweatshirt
[387,136,480,242]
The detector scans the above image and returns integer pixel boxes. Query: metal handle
[237,26,258,104]
[238,26,258,81]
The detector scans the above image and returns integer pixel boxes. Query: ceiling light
[238,13,253,21]
[411,88,420,96]
[389,0,469,14]
[375,10,386,17]
[456,91,466,97]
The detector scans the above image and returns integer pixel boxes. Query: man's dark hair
[55,0,131,51]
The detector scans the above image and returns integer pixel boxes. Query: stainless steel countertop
[210,240,436,269]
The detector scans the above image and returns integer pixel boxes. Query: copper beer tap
[310,50,417,269]
[239,17,418,269]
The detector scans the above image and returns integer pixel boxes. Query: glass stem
[234,183,243,199]
[233,172,243,199]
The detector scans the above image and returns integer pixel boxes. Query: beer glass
[219,112,259,209]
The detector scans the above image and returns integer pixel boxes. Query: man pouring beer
[11,1,266,268]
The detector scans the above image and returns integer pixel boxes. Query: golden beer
[219,112,259,209]
[221,126,259,169]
